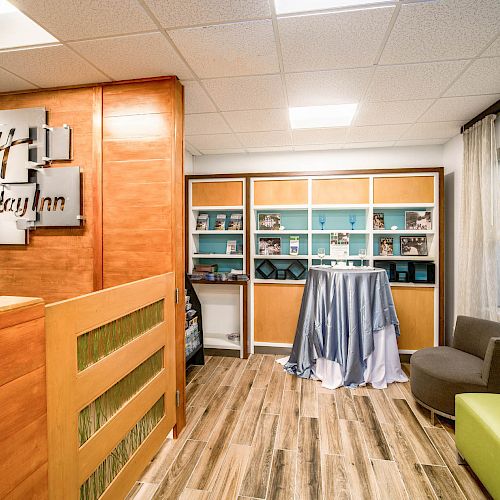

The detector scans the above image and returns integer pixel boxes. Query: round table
[282,266,408,389]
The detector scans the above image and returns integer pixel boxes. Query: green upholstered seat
[455,393,500,500]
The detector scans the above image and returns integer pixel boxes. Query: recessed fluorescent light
[275,0,392,15]
[0,0,58,50]
[289,104,358,129]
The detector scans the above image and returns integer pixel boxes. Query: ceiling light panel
[289,104,358,129]
[275,0,392,15]
[0,0,57,49]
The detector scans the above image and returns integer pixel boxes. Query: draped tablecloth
[283,267,408,389]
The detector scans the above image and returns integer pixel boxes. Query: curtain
[458,114,499,321]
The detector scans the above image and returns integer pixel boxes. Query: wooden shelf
[253,279,307,285]
[372,203,435,208]
[192,205,244,211]
[253,204,308,210]
[192,279,248,286]
[311,204,370,209]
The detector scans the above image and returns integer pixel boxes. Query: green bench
[455,393,500,499]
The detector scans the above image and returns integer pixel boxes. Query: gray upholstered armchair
[410,315,500,420]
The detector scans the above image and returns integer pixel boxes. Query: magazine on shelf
[330,232,349,259]
[373,212,385,229]
[258,213,281,230]
[290,236,300,256]
[215,213,227,230]
[259,237,281,255]
[379,237,394,256]
[228,213,243,230]
[226,239,237,254]
[196,213,209,231]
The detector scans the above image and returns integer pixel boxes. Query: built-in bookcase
[187,170,443,357]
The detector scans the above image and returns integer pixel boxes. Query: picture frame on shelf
[259,237,281,256]
[400,236,428,256]
[330,232,349,259]
[226,239,237,255]
[373,212,385,229]
[405,211,432,230]
[258,213,281,230]
[379,237,393,256]
[290,236,300,256]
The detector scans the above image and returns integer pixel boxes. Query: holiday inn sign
[0,107,81,244]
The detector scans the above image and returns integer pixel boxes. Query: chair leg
[430,410,436,426]
[456,450,467,465]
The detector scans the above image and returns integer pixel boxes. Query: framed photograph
[258,213,281,230]
[258,237,281,255]
[400,236,428,256]
[379,237,393,256]
[330,232,349,259]
[405,211,432,230]
[373,212,385,229]
[226,239,237,255]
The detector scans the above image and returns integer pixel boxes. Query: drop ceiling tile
[346,141,395,149]
[202,74,286,110]
[348,124,410,142]
[222,108,288,132]
[70,33,192,81]
[246,146,293,152]
[143,0,271,28]
[285,68,372,107]
[169,20,279,78]
[237,130,291,148]
[366,60,468,101]
[292,128,347,145]
[278,7,394,72]
[185,113,231,135]
[0,45,109,88]
[395,138,449,147]
[354,100,433,126]
[200,148,246,154]
[400,121,462,140]
[419,95,500,123]
[186,133,242,150]
[0,67,37,92]
[12,0,156,40]
[182,81,217,114]
[444,57,500,97]
[380,0,500,64]
[482,36,500,57]
[294,144,344,151]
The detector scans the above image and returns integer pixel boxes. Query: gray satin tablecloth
[284,267,400,387]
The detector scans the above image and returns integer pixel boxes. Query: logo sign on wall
[0,107,81,244]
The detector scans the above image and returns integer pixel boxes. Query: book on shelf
[373,212,385,229]
[226,239,237,254]
[379,237,394,256]
[228,213,243,230]
[196,213,209,231]
[215,213,226,230]
[194,264,218,273]
[330,232,349,259]
[258,213,281,230]
[290,236,300,256]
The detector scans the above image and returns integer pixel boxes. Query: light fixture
[0,0,58,50]
[289,104,358,129]
[275,0,392,15]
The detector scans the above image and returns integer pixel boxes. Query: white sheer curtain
[458,114,500,321]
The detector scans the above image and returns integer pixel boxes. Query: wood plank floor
[128,355,490,500]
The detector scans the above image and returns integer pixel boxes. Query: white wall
[184,150,194,175]
[192,144,443,175]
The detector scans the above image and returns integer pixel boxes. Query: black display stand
[185,274,205,369]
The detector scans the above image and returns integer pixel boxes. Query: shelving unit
[187,170,443,358]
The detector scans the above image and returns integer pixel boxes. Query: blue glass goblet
[319,214,326,230]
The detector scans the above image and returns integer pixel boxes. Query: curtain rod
[461,99,500,133]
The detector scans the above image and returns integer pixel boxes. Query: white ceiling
[3,0,500,155]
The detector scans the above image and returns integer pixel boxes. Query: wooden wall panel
[0,88,100,303]
[312,178,369,204]
[192,181,243,207]
[254,283,304,343]
[102,79,182,289]
[373,176,434,204]
[254,179,308,205]
[0,299,47,499]
[392,286,435,351]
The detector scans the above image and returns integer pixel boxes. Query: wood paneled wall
[0,297,48,498]
[0,88,100,303]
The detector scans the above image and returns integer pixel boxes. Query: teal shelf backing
[256,209,308,231]
[198,234,244,255]
[196,257,243,273]
[371,208,430,231]
[312,208,367,230]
